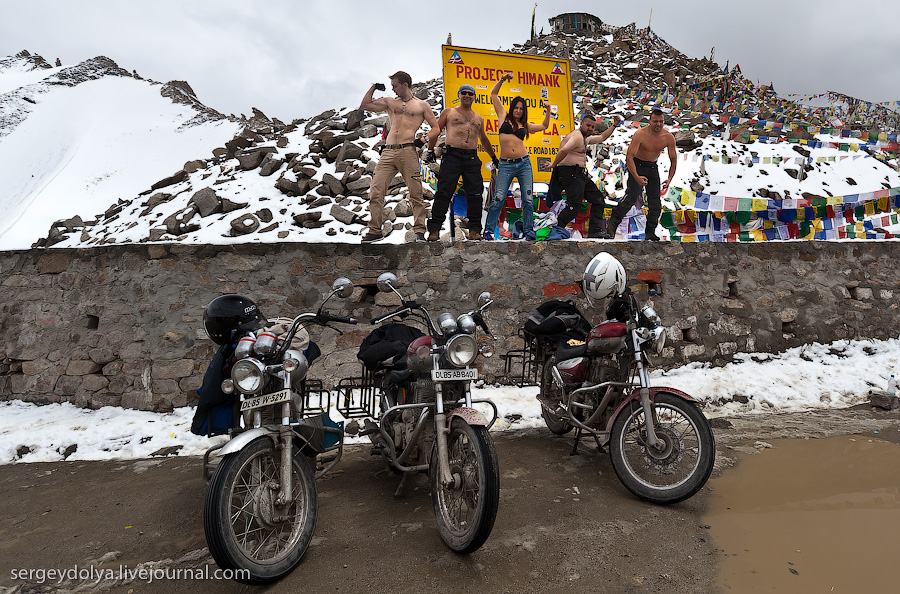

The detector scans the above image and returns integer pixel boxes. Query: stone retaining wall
[1,241,898,411]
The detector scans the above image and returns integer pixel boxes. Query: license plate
[431,368,478,381]
[240,389,293,411]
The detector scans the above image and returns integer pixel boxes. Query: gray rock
[236,147,277,170]
[146,193,172,210]
[230,213,260,235]
[337,140,364,162]
[221,198,248,213]
[259,153,284,176]
[189,187,221,217]
[293,212,323,225]
[322,173,344,196]
[330,204,358,225]
[394,199,412,217]
[345,109,365,130]
[309,196,332,208]
[183,160,206,173]
[256,208,274,223]
[150,170,187,191]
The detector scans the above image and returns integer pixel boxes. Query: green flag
[531,4,536,40]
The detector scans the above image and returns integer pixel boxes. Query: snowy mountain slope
[0,51,241,250]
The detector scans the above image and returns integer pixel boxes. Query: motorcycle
[508,256,715,504]
[337,272,500,553]
[197,278,357,584]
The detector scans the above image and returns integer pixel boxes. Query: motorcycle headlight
[652,326,667,355]
[457,314,477,335]
[445,334,477,368]
[232,357,265,394]
[438,312,458,336]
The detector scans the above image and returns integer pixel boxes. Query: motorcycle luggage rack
[300,379,332,418]
[502,328,549,387]
[335,364,380,420]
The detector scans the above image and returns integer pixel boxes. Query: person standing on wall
[423,84,499,241]
[550,112,621,238]
[606,108,677,241]
[359,71,437,243]
[482,72,551,240]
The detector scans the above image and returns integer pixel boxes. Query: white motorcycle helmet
[583,252,626,307]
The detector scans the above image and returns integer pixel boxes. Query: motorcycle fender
[446,407,489,427]
[218,428,278,457]
[604,387,698,434]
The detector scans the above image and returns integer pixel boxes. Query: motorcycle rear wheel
[204,437,317,584]
[540,357,572,435]
[430,417,500,553]
[608,392,715,504]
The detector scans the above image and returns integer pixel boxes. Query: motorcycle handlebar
[317,312,358,325]
[371,306,411,325]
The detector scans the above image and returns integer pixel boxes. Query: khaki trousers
[367,146,426,234]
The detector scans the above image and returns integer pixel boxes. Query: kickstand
[569,427,582,456]
[591,432,605,453]
[393,472,409,498]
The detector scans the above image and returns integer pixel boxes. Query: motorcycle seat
[555,340,586,361]
[385,368,413,387]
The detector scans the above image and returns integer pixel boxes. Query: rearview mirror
[376,272,398,293]
[332,277,354,299]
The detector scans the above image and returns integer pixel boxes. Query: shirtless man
[550,113,621,238]
[606,108,677,241]
[360,71,438,242]
[424,84,499,241]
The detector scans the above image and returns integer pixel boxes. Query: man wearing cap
[424,84,499,241]
[360,71,438,242]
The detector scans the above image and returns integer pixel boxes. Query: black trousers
[555,165,606,236]
[611,158,662,236]
[427,147,485,233]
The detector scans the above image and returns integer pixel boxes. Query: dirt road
[1,406,897,594]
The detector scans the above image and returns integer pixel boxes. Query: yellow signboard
[441,45,574,183]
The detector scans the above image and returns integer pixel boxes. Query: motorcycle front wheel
[204,437,317,584]
[430,417,500,553]
[608,392,715,504]
[539,357,572,435]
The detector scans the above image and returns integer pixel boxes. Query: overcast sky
[2,0,898,122]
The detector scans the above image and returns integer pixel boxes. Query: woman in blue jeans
[483,72,551,240]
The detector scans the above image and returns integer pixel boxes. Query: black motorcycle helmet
[203,294,267,345]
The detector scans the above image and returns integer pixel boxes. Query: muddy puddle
[705,435,900,593]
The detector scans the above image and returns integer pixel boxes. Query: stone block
[66,360,102,375]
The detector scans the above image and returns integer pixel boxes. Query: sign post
[441,45,573,183]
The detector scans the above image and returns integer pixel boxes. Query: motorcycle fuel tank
[587,321,627,353]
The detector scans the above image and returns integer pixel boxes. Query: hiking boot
[644,232,660,241]
[414,232,426,242]
[361,232,383,243]
[482,231,494,241]
[426,231,440,242]
[467,230,482,241]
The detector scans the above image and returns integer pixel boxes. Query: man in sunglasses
[424,84,499,241]
[360,71,438,242]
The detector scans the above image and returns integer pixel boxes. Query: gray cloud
[1,0,898,121]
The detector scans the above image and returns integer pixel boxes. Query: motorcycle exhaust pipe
[551,365,565,390]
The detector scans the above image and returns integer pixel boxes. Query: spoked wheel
[540,357,572,435]
[204,437,317,584]
[609,392,715,504]
[430,417,500,553]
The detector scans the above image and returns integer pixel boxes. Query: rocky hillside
[10,21,900,248]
